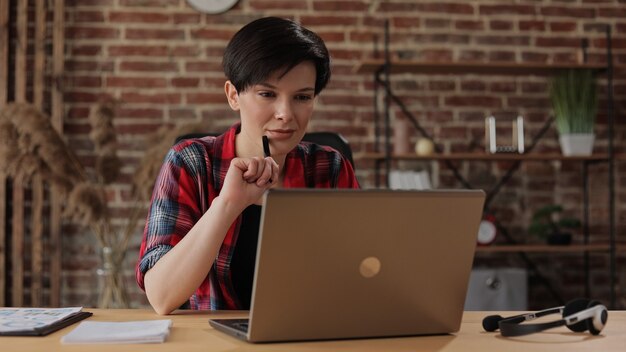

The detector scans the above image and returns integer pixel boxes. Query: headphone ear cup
[563,298,591,332]
[586,300,606,335]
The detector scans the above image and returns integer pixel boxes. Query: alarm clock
[186,0,239,14]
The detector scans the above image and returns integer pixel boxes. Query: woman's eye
[259,91,275,98]
[295,95,312,101]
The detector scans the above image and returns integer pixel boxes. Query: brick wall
[61,0,626,309]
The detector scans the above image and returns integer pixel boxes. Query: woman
[136,17,359,314]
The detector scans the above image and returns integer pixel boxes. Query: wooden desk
[3,309,625,351]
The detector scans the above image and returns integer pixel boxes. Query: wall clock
[186,0,239,14]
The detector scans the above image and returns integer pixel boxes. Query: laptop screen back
[248,189,485,342]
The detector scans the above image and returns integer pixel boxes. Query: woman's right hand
[219,156,279,210]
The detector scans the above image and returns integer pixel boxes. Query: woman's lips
[266,129,295,140]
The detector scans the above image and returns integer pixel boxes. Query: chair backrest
[175,131,354,167]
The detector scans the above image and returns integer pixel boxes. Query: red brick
[316,31,346,43]
[169,108,196,119]
[117,108,163,119]
[349,31,375,43]
[119,61,179,72]
[439,126,467,139]
[540,6,596,18]
[536,37,581,48]
[459,50,487,61]
[521,82,548,93]
[109,11,170,23]
[490,20,513,30]
[461,80,486,92]
[108,45,169,56]
[66,60,114,72]
[190,28,234,41]
[173,13,201,24]
[121,92,182,104]
[490,82,517,93]
[64,91,100,103]
[106,77,167,88]
[391,17,421,29]
[185,61,222,72]
[74,11,105,22]
[71,45,102,56]
[522,52,549,63]
[314,1,368,11]
[599,7,626,17]
[379,2,474,14]
[171,78,200,88]
[489,51,516,62]
[476,35,530,46]
[115,123,164,134]
[552,52,578,63]
[420,49,453,62]
[425,18,451,29]
[429,80,455,91]
[507,97,551,108]
[186,92,228,104]
[519,20,546,31]
[125,28,184,40]
[301,15,358,26]
[445,96,502,108]
[592,38,626,49]
[550,21,578,32]
[67,0,114,6]
[479,5,535,15]
[69,76,102,88]
[67,107,91,119]
[119,0,178,7]
[319,95,371,107]
[250,0,307,10]
[455,20,484,31]
[66,26,120,39]
[329,49,362,61]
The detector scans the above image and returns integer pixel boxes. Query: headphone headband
[484,299,608,337]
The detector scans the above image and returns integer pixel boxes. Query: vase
[559,133,594,156]
[96,246,129,308]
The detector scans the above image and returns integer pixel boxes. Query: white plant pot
[559,133,595,156]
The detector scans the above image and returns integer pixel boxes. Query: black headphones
[482,298,608,337]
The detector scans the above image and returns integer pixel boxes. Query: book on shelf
[389,170,432,190]
[0,307,92,336]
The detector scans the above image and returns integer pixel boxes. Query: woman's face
[226,61,317,158]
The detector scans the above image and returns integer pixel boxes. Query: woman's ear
[224,81,240,111]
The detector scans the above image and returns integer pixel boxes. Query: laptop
[210,189,485,343]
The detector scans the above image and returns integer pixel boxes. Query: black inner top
[231,204,262,309]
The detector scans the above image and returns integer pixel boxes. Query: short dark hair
[223,17,331,96]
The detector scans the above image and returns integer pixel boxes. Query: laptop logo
[359,257,381,278]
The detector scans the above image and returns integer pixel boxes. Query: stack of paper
[61,320,172,344]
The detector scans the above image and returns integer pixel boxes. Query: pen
[262,135,273,184]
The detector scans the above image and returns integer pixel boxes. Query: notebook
[210,189,485,343]
[0,307,92,336]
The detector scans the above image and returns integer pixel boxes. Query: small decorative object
[477,214,498,246]
[550,69,598,156]
[393,116,410,154]
[415,138,435,156]
[528,205,581,245]
[484,115,525,154]
[186,0,239,14]
[0,102,208,308]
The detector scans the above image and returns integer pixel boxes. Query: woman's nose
[274,99,294,121]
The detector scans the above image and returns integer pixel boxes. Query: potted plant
[528,205,581,245]
[550,69,598,156]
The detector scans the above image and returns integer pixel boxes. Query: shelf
[359,152,623,162]
[475,244,626,253]
[355,60,608,75]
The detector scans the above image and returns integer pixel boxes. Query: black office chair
[175,131,354,168]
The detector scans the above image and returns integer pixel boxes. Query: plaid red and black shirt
[136,123,359,310]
